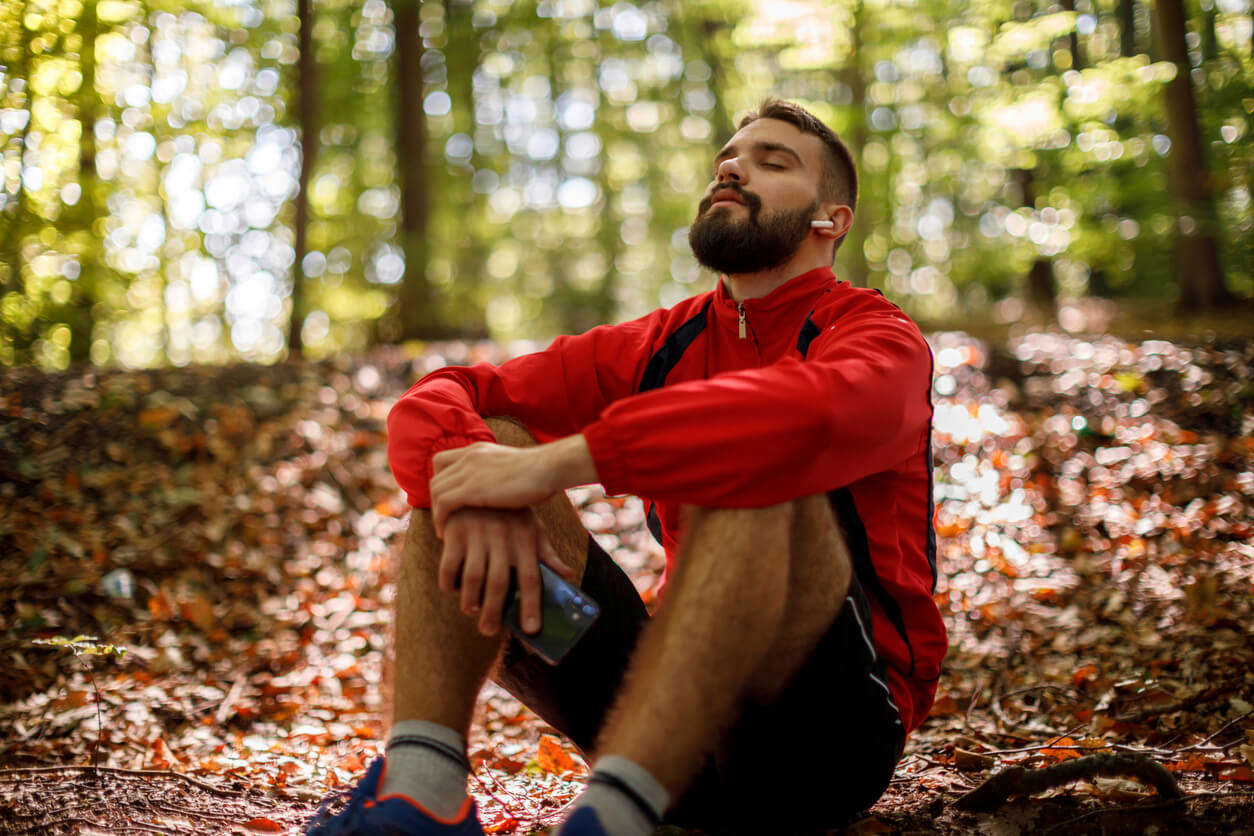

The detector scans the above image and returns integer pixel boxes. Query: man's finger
[515,529,542,635]
[431,447,463,475]
[431,490,465,539]
[430,497,446,538]
[459,536,487,617]
[536,529,575,582]
[479,543,512,636]
[437,523,465,594]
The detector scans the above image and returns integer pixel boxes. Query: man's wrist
[543,434,598,492]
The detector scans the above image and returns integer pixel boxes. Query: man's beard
[688,186,817,275]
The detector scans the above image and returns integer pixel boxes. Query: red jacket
[387,266,946,731]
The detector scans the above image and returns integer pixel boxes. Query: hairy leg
[390,417,588,732]
[594,494,851,796]
[744,494,851,702]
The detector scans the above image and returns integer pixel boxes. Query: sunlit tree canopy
[1,0,1251,368]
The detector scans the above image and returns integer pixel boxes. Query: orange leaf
[536,734,579,775]
[197,757,224,773]
[242,817,283,832]
[53,690,92,710]
[179,595,215,632]
[1166,753,1207,772]
[148,588,176,621]
[481,811,518,833]
[488,755,527,774]
[138,406,178,430]
[1218,766,1254,783]
[1041,737,1082,762]
[1071,664,1100,688]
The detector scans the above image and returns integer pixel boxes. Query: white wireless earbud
[810,220,835,228]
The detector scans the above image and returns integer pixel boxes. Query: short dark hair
[737,98,858,214]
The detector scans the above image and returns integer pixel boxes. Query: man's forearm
[542,433,598,493]
[429,434,599,533]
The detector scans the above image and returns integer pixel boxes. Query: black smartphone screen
[504,562,600,665]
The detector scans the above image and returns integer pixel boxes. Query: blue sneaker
[555,806,609,835]
[306,756,484,835]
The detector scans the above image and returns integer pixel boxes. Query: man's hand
[437,507,575,636]
[429,435,596,536]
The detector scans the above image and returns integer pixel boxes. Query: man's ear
[814,204,854,240]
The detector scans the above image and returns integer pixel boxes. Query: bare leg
[594,494,851,796]
[390,417,588,732]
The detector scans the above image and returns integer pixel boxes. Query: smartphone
[504,563,600,665]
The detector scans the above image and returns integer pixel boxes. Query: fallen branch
[1112,681,1244,723]
[954,753,1182,811]
[1172,708,1254,754]
[0,764,262,800]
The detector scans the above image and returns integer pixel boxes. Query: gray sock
[377,720,470,820]
[573,755,669,836]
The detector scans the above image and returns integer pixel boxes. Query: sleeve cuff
[582,419,632,496]
[403,432,492,508]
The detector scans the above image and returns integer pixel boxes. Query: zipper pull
[737,303,746,339]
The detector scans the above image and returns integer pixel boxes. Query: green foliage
[0,0,1250,368]
[33,634,128,657]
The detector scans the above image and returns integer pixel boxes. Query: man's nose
[716,156,744,184]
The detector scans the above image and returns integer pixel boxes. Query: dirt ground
[2,332,1253,834]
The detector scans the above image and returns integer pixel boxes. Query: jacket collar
[713,266,837,316]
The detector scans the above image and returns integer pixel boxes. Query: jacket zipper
[737,303,747,339]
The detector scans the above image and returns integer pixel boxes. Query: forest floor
[1,328,1253,835]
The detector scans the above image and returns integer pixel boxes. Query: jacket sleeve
[582,300,934,507]
[387,312,665,507]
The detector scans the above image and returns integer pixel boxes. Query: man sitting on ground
[308,99,946,836]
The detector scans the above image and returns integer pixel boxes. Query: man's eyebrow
[713,141,805,166]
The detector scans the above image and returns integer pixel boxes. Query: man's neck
[722,252,828,303]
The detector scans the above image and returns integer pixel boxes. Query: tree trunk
[67,0,102,364]
[697,18,733,147]
[1060,0,1085,69]
[2,0,33,313]
[139,1,170,364]
[1153,0,1231,309]
[288,0,318,356]
[839,0,870,288]
[2,1,41,361]
[1199,1,1219,63]
[442,0,486,336]
[1013,168,1055,306]
[1119,0,1138,57]
[383,0,441,341]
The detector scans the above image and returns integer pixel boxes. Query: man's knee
[682,502,793,537]
[683,495,830,538]
[683,495,850,574]
[789,493,852,578]
[484,416,536,448]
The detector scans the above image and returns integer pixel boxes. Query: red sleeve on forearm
[582,309,933,506]
[387,314,665,507]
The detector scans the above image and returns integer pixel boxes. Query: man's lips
[709,189,746,207]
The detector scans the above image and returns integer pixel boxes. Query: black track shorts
[494,535,906,834]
